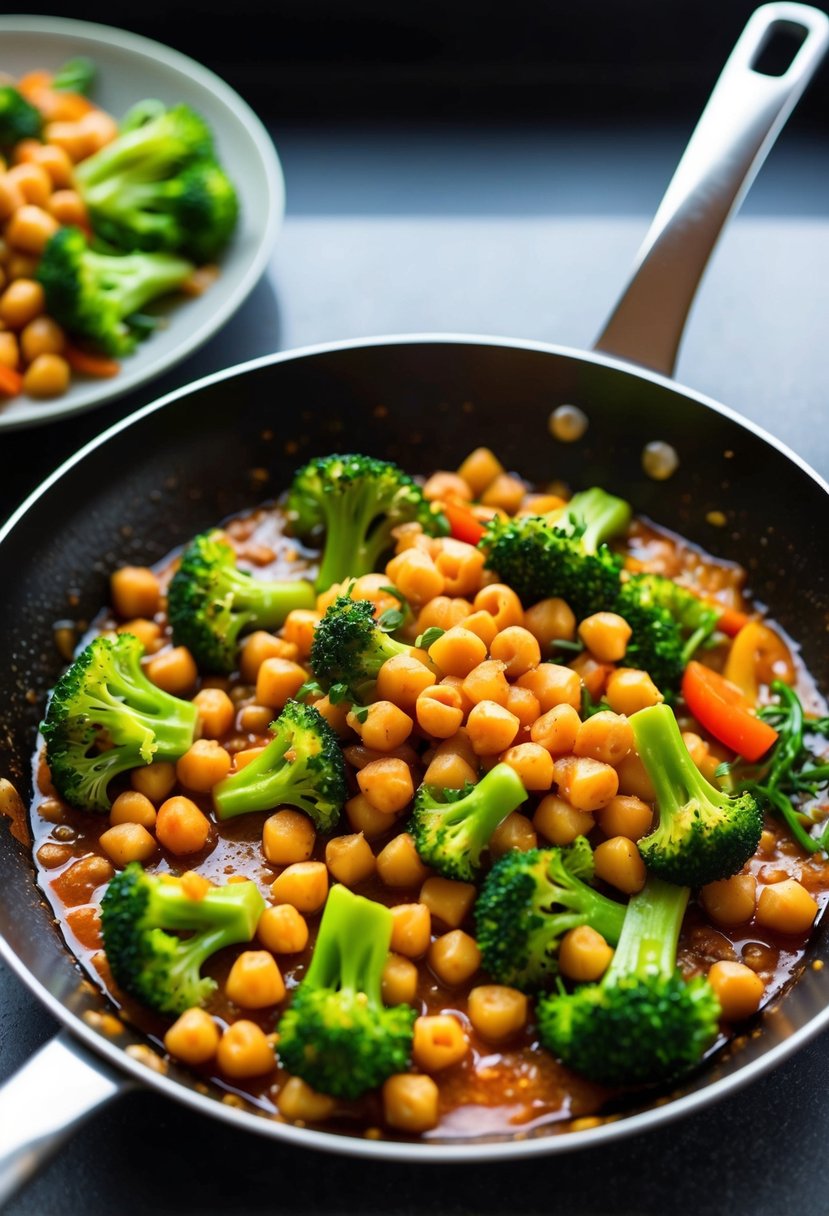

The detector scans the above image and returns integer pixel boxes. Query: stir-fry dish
[28,447,829,1141]
[0,57,238,405]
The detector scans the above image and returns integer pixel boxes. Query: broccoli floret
[52,56,96,95]
[36,225,194,356]
[631,702,763,887]
[536,875,721,1087]
[167,529,316,674]
[40,632,199,813]
[80,156,239,263]
[479,487,631,618]
[75,102,214,191]
[615,573,720,693]
[0,85,42,149]
[474,837,626,991]
[212,699,346,830]
[287,453,448,593]
[100,862,265,1016]
[276,883,416,1099]
[309,593,416,702]
[410,762,528,882]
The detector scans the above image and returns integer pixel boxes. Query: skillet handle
[0,1030,132,1209]
[593,2,829,376]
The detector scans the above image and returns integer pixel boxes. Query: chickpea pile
[32,444,829,1140]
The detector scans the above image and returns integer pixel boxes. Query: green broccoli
[167,528,316,674]
[474,837,626,991]
[478,486,631,618]
[309,593,417,702]
[36,225,195,356]
[410,762,528,882]
[614,573,720,693]
[52,56,96,95]
[536,874,721,1087]
[0,85,42,149]
[79,155,239,263]
[287,453,448,593]
[276,883,416,1099]
[100,862,265,1016]
[75,101,214,191]
[40,632,199,813]
[630,702,763,888]
[212,699,346,831]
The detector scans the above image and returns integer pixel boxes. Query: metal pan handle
[593,2,829,376]
[0,1031,131,1209]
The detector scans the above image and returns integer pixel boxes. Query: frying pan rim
[3,328,829,1162]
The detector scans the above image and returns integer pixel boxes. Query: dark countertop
[2,120,829,1215]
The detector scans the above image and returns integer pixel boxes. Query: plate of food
[0,15,284,431]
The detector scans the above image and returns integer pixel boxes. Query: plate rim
[0,13,285,432]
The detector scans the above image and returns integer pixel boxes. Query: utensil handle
[593,2,829,376]
[0,1031,131,1209]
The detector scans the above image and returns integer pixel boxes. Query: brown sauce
[28,499,829,1143]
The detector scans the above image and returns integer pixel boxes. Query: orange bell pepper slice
[681,660,779,762]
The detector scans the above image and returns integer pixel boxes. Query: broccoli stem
[304,883,388,1003]
[314,490,388,592]
[605,875,689,982]
[552,487,632,552]
[212,729,293,819]
[86,248,193,316]
[632,702,729,814]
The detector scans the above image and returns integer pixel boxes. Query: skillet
[1,1,828,1203]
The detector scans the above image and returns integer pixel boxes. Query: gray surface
[2,123,829,1214]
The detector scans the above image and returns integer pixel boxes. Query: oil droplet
[642,440,679,480]
[549,404,589,442]
[706,510,728,527]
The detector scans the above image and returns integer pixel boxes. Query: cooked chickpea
[461,658,510,708]
[382,1073,439,1133]
[255,656,308,709]
[467,985,527,1042]
[0,174,24,220]
[325,832,376,886]
[19,315,65,363]
[22,351,70,398]
[376,831,431,888]
[116,617,162,651]
[488,811,538,858]
[109,789,157,830]
[357,757,414,814]
[164,1007,221,1065]
[489,626,541,677]
[598,794,653,842]
[348,701,414,751]
[427,929,481,986]
[280,608,322,656]
[615,750,658,802]
[176,739,232,793]
[516,663,582,713]
[7,160,52,205]
[701,873,757,926]
[385,547,445,603]
[755,878,818,934]
[605,668,664,715]
[416,684,465,739]
[257,903,309,954]
[499,742,554,791]
[573,711,634,767]
[216,1020,275,1078]
[416,595,473,634]
[110,566,160,620]
[466,701,520,755]
[0,331,19,369]
[277,1075,335,1123]
[262,809,316,866]
[389,902,432,957]
[457,446,504,496]
[225,950,286,1008]
[428,625,488,678]
[376,653,437,713]
[131,761,177,804]
[505,684,541,730]
[558,925,615,982]
[29,143,74,188]
[192,687,235,739]
[345,791,401,840]
[412,1014,469,1072]
[238,631,296,682]
[46,187,88,226]
[460,610,499,650]
[578,612,632,662]
[382,952,420,1005]
[533,794,595,845]
[420,876,476,929]
[473,583,524,630]
[145,647,198,697]
[270,861,329,914]
[523,597,577,650]
[530,703,581,755]
[99,822,157,867]
[708,960,765,1021]
[156,796,211,855]
[553,755,619,811]
[433,537,486,597]
[593,835,647,894]
[5,203,59,255]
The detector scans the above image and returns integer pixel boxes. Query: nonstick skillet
[1,2,828,1204]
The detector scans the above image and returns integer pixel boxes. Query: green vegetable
[478,486,631,618]
[100,862,265,1016]
[287,453,448,593]
[212,699,347,831]
[0,85,42,149]
[536,875,721,1087]
[309,593,417,703]
[474,837,626,991]
[40,632,198,812]
[52,56,96,95]
[630,703,763,887]
[614,573,720,694]
[36,225,194,356]
[410,761,527,882]
[167,528,316,674]
[276,884,416,1099]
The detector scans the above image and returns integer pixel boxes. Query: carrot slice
[0,364,23,397]
[64,346,121,378]
[681,660,779,763]
[443,500,487,545]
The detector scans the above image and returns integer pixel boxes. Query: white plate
[0,15,285,431]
